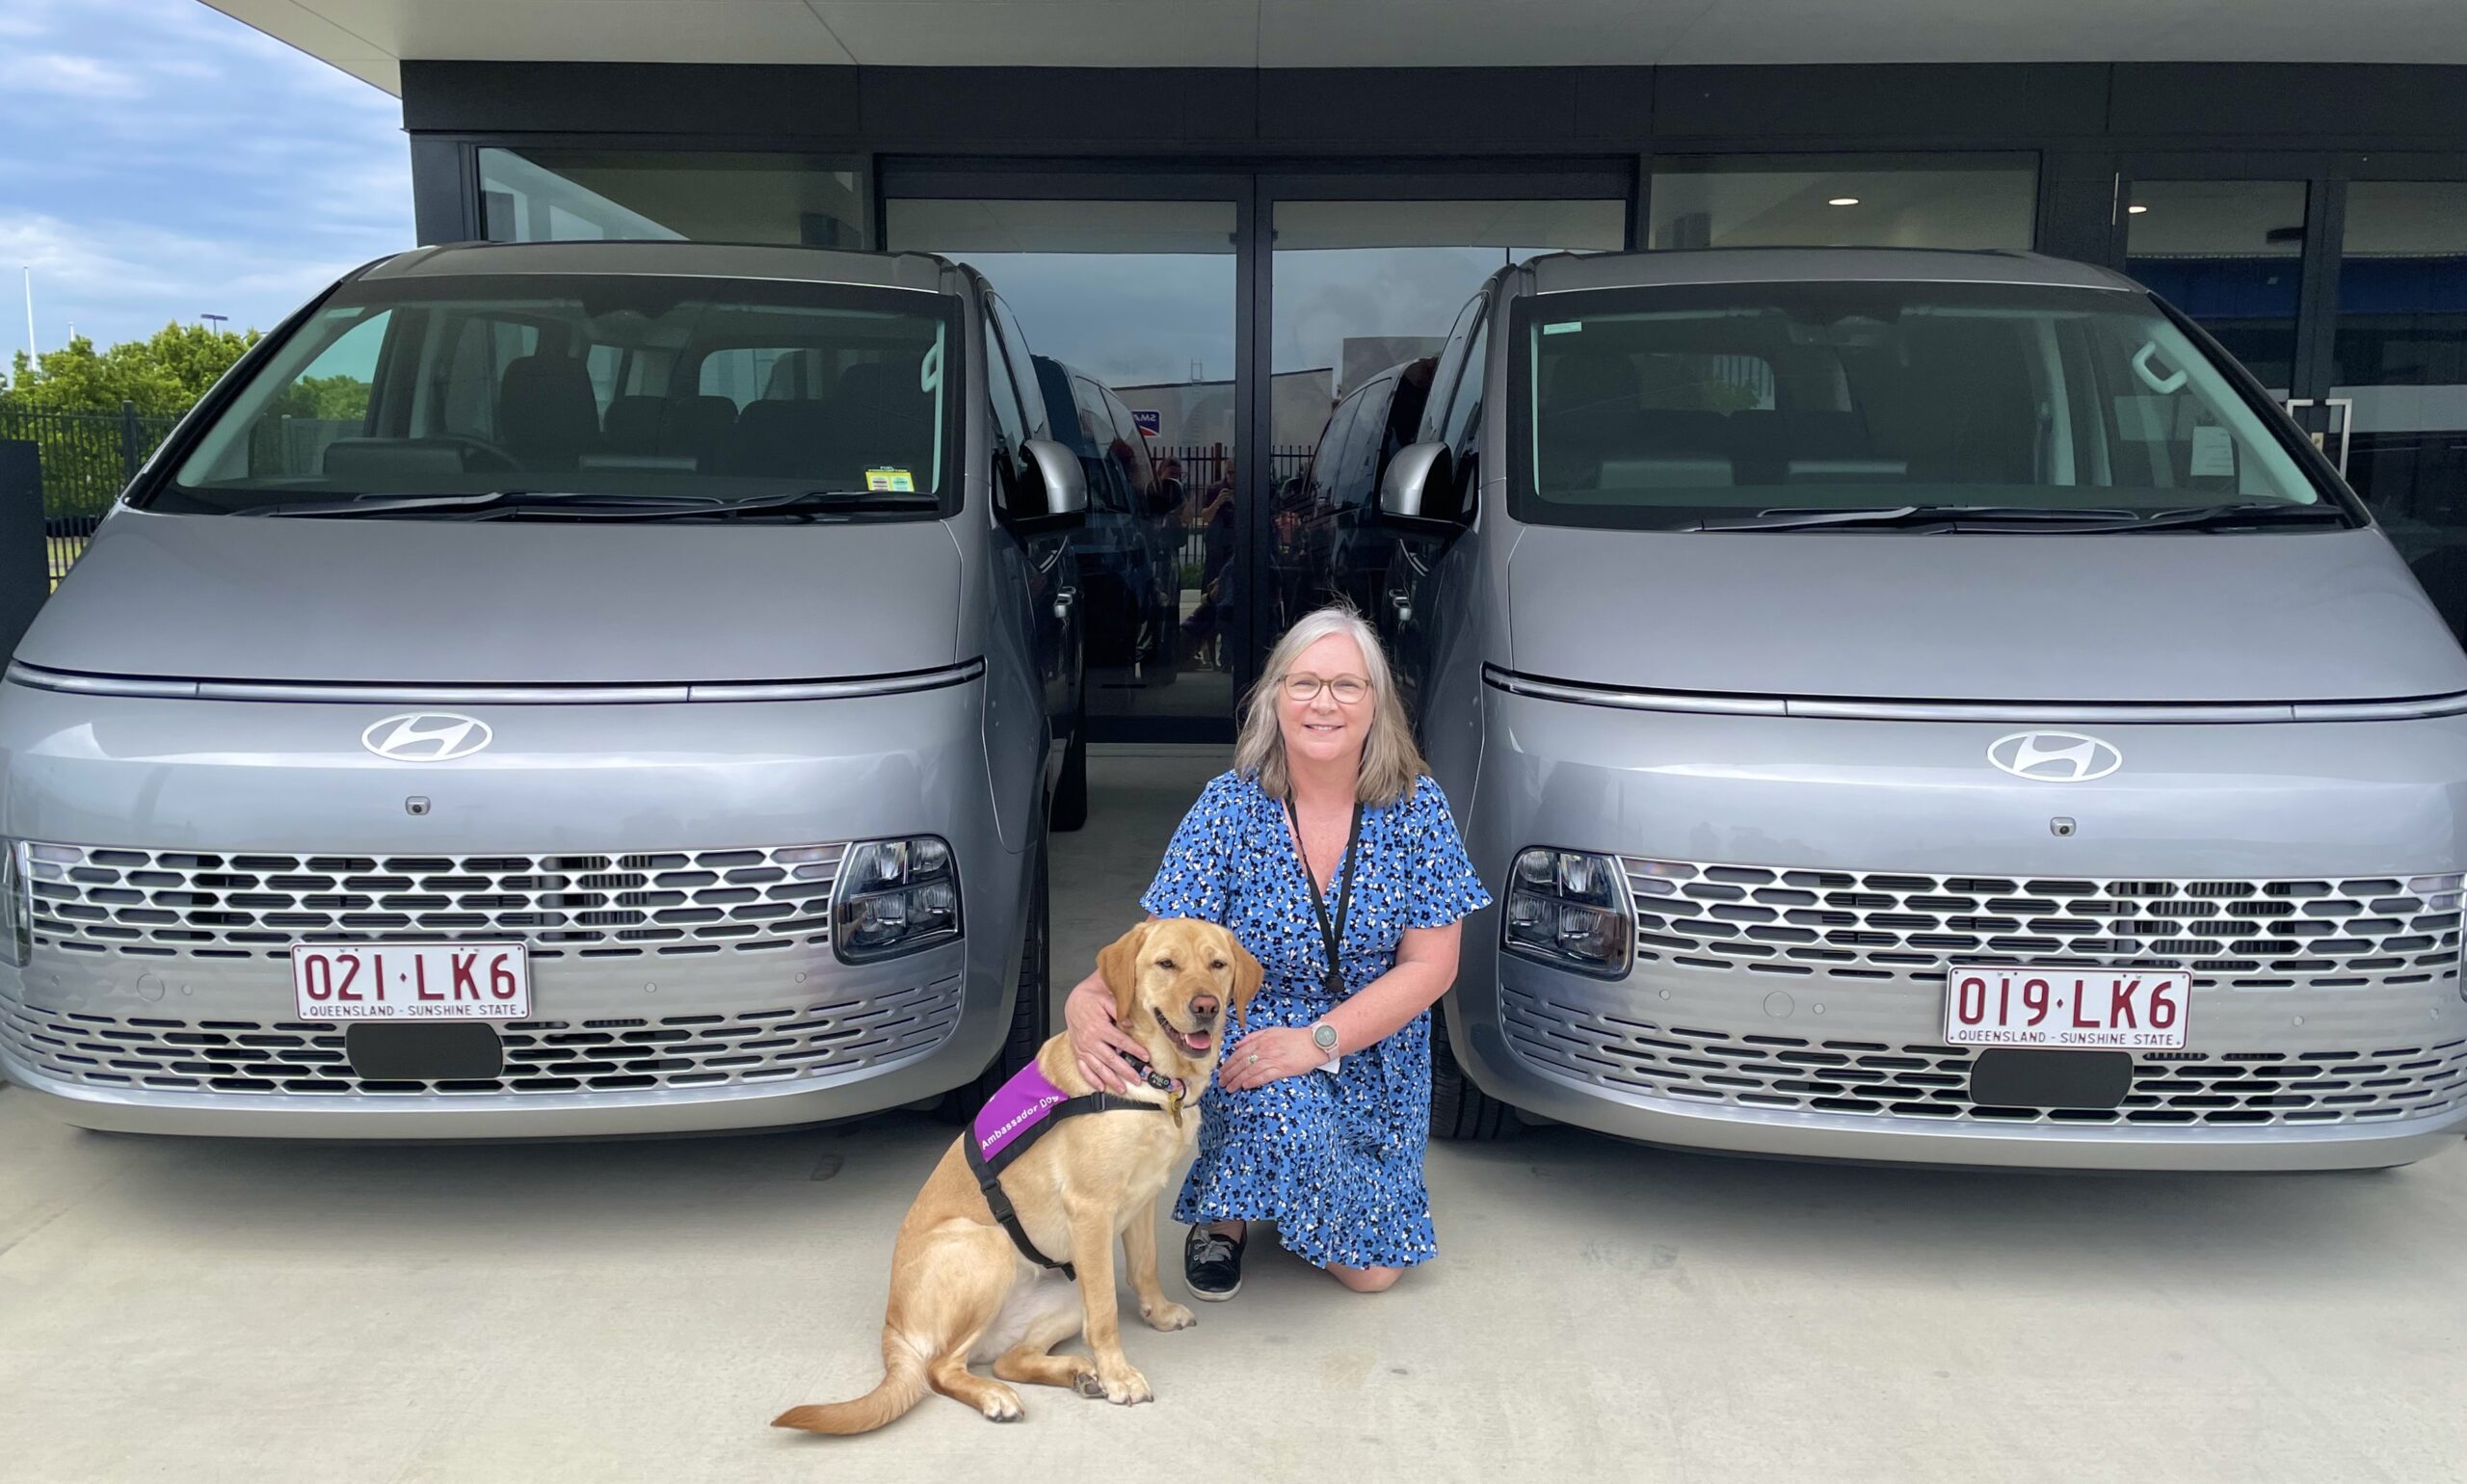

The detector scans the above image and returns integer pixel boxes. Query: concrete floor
[4,749,2466,1483]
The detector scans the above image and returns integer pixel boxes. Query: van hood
[18,509,963,685]
[1506,525,2467,702]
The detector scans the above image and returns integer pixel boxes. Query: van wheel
[1429,1015,1518,1141]
[934,839,1051,1124]
[1050,710,1088,834]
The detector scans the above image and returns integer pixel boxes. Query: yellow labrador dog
[773,918,1260,1434]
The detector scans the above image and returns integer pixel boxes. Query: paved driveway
[3,751,2463,1482]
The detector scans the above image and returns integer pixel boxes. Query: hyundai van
[0,240,1087,1138]
[1379,247,2467,1170]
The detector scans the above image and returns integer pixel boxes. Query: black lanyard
[1286,796,1365,999]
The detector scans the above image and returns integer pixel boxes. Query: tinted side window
[1309,396,1359,509]
[1419,293,1485,443]
[1321,390,1374,510]
[988,295,1050,440]
[1101,388,1158,504]
[1438,306,1490,462]
[1072,376,1132,514]
[982,309,1030,511]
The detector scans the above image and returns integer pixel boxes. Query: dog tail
[771,1329,930,1437]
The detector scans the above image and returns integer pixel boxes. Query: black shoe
[1183,1224,1246,1301]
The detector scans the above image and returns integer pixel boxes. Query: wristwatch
[1310,1020,1340,1055]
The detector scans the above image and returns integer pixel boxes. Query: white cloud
[0,52,146,99]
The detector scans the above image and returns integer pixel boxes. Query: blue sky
[0,0,411,357]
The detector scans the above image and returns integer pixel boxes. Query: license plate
[290,941,530,1021]
[1944,964,2189,1050]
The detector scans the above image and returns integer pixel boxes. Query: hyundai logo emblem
[361,712,493,763]
[1987,731,2122,782]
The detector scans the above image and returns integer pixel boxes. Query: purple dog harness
[963,1060,1183,1280]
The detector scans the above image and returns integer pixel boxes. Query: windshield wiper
[594,489,942,520]
[1699,505,2144,533]
[239,490,694,518]
[2080,502,2353,534]
[236,489,940,521]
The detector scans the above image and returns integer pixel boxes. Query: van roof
[356,240,957,294]
[1525,247,2137,296]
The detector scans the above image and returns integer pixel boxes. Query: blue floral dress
[1141,770,1492,1270]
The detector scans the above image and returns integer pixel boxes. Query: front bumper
[1440,683,2467,1171]
[0,676,1029,1138]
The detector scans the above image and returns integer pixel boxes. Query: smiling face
[1276,631,1373,775]
[1097,919,1263,1075]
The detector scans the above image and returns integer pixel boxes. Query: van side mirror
[1016,438,1089,531]
[1378,440,1463,533]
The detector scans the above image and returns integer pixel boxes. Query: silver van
[1379,247,2467,1171]
[0,241,1088,1138]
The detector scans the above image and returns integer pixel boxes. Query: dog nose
[1189,994,1221,1021]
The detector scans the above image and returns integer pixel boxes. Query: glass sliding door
[2333,180,2467,638]
[887,190,1245,740]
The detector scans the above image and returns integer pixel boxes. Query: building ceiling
[205,0,2467,96]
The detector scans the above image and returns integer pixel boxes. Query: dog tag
[1166,1089,1184,1127]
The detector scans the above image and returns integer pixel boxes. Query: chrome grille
[1624,860,2464,994]
[24,843,848,960]
[0,977,961,1097]
[1501,982,2467,1126]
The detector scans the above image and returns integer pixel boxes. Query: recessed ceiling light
[2128,204,2149,214]
[1827,197,1860,207]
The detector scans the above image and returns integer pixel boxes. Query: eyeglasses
[1281,674,1369,704]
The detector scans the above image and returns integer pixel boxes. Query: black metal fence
[0,403,182,581]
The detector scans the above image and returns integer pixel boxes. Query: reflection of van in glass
[1274,356,1434,643]
[0,242,1089,1138]
[1031,356,1181,758]
[1380,247,2467,1170]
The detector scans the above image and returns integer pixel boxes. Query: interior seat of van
[495,354,602,471]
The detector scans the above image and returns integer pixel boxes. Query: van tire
[933,838,1051,1124]
[1429,1015,1518,1141]
[1050,709,1088,834]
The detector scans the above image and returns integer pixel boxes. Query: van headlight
[834,836,962,963]
[1,839,29,969]
[1502,847,1632,977]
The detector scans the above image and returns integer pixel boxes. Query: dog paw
[1141,1300,1198,1332]
[1094,1365,1152,1406]
[978,1387,1025,1422]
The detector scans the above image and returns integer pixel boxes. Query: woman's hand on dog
[1065,975,1151,1092]
[1218,1026,1319,1092]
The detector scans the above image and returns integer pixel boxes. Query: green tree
[0,322,263,415]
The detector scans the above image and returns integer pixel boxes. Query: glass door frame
[882,159,1639,740]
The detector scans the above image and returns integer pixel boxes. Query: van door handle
[1053,590,1076,623]
[1388,590,1412,626]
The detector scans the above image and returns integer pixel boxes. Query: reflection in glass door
[1262,198,1627,666]
[2125,179,2311,396]
[2334,181,2467,639]
[887,197,1241,739]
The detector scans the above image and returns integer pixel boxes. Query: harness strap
[963,1092,1177,1279]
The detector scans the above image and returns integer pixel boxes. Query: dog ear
[1096,920,1153,1022]
[1225,933,1265,1029]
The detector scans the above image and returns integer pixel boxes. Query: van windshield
[156,274,960,518]
[1509,280,2345,532]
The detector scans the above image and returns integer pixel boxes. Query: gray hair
[1234,604,1427,808]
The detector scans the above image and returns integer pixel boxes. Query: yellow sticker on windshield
[866,468,916,492]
